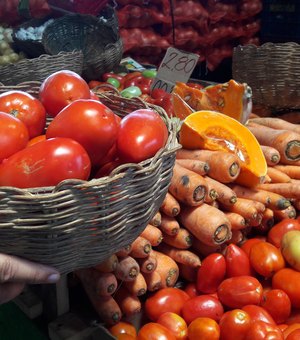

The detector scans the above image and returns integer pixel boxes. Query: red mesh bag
[47,0,109,15]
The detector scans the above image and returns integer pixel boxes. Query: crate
[260,0,300,43]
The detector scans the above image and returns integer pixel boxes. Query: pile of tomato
[0,70,168,189]
[108,217,300,340]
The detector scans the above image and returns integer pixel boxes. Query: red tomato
[217,276,263,309]
[196,253,226,294]
[181,294,224,324]
[0,137,91,188]
[184,283,198,298]
[88,80,103,89]
[187,317,220,340]
[219,309,252,340]
[46,99,119,167]
[267,219,300,248]
[39,70,90,117]
[249,241,285,278]
[244,321,283,340]
[151,88,168,100]
[137,322,176,340]
[0,90,46,138]
[157,312,188,339]
[242,305,276,325]
[224,243,253,277]
[27,134,46,147]
[283,324,300,339]
[144,288,190,322]
[260,289,291,324]
[89,90,99,100]
[240,237,265,257]
[109,321,137,338]
[286,329,300,340]
[102,72,124,85]
[0,112,29,162]
[116,109,168,164]
[272,268,300,308]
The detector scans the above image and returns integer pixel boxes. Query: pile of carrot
[76,115,300,326]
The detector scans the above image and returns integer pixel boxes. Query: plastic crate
[260,0,300,43]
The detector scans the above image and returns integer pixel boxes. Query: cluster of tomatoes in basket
[0,70,168,189]
[107,218,300,340]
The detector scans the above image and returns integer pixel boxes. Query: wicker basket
[232,42,300,110]
[12,17,54,58]
[0,84,180,274]
[0,50,83,86]
[42,9,123,81]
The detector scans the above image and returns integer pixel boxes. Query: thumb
[0,254,60,284]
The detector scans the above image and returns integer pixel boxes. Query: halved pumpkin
[179,110,267,187]
[172,80,252,124]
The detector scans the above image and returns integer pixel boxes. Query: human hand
[0,253,60,304]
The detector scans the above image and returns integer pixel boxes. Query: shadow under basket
[0,87,180,274]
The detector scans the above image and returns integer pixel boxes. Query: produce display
[70,77,300,339]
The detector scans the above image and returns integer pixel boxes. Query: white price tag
[151,47,200,93]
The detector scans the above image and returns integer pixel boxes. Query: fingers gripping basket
[0,87,180,274]
[232,42,300,110]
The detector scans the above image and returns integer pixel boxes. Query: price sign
[151,47,200,93]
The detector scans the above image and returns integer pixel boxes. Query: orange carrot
[176,158,210,176]
[227,229,245,245]
[124,272,147,297]
[152,250,179,288]
[161,228,193,249]
[256,182,300,199]
[159,213,180,236]
[160,192,181,217]
[249,117,300,134]
[150,211,162,227]
[267,166,291,183]
[140,224,163,247]
[204,178,219,204]
[179,203,232,246]
[274,165,300,180]
[230,184,291,210]
[76,268,117,296]
[94,254,119,273]
[143,270,162,292]
[263,174,272,183]
[157,243,201,268]
[247,212,264,228]
[277,111,300,124]
[79,277,121,326]
[129,236,152,258]
[292,199,300,211]
[116,245,132,258]
[176,149,241,183]
[260,145,281,166]
[224,212,247,230]
[208,199,220,209]
[246,122,300,164]
[258,208,274,234]
[113,256,140,282]
[177,263,198,282]
[137,252,157,274]
[273,205,297,221]
[192,237,227,257]
[205,176,237,205]
[220,197,259,222]
[168,162,208,206]
[113,286,142,317]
